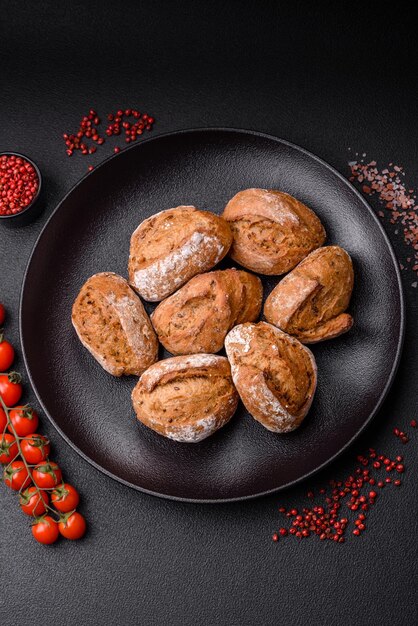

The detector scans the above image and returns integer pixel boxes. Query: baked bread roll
[132,354,238,442]
[151,269,262,355]
[222,188,326,275]
[128,206,233,302]
[72,272,158,376]
[264,246,354,343]
[224,322,317,433]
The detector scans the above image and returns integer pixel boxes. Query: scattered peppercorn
[393,427,411,444]
[63,108,155,159]
[273,424,413,544]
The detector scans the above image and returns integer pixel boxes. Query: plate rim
[19,127,405,503]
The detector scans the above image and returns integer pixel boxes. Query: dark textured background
[0,2,417,625]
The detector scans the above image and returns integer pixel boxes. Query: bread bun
[132,354,238,442]
[264,246,354,343]
[151,269,262,355]
[72,272,158,376]
[222,188,326,275]
[128,206,232,301]
[224,322,317,433]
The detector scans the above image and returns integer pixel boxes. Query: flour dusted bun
[132,355,238,442]
[224,322,317,433]
[222,188,326,275]
[151,269,262,355]
[72,272,158,376]
[128,206,232,302]
[264,246,354,343]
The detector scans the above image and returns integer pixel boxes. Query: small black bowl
[0,152,43,227]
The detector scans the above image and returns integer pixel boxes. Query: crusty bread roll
[222,188,326,275]
[128,206,233,302]
[132,354,238,442]
[264,246,354,343]
[151,268,262,355]
[72,272,158,376]
[224,322,317,433]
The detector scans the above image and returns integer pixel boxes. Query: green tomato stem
[0,395,60,519]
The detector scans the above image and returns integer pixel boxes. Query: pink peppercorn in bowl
[0,152,43,227]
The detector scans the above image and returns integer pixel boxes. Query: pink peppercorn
[0,154,39,216]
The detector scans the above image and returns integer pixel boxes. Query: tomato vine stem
[0,395,61,519]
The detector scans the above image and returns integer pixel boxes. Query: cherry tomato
[0,304,5,326]
[0,373,22,406]
[8,406,39,437]
[21,433,50,464]
[51,483,80,512]
[33,461,62,488]
[0,407,7,432]
[0,340,14,371]
[32,515,59,545]
[0,433,18,464]
[59,511,86,540]
[4,461,31,490]
[20,486,49,516]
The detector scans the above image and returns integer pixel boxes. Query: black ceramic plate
[20,129,404,502]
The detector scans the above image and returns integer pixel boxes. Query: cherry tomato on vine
[0,433,18,464]
[32,515,59,545]
[0,373,22,406]
[51,483,80,512]
[20,486,49,516]
[0,304,5,326]
[33,461,62,488]
[0,407,7,432]
[21,433,50,464]
[59,511,86,540]
[8,406,39,437]
[4,460,31,490]
[0,340,14,371]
